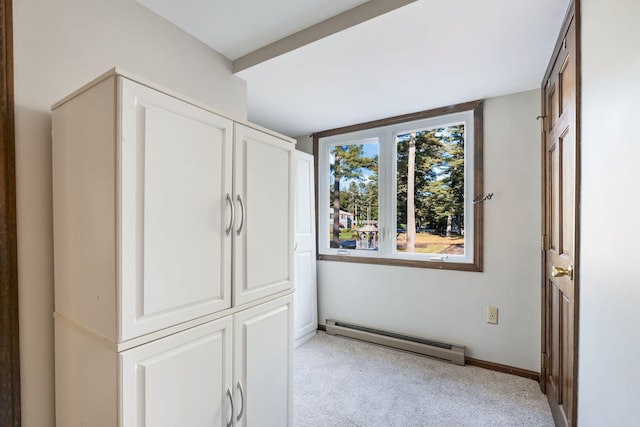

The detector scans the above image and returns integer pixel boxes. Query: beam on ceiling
[232,0,416,73]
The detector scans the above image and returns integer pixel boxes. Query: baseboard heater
[325,319,465,366]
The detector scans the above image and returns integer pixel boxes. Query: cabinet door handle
[226,388,234,427]
[236,194,245,236]
[226,193,235,236]
[236,381,245,422]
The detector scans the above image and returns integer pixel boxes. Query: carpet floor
[294,332,554,427]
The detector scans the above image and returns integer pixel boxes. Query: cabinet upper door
[119,78,233,341]
[233,124,294,306]
[120,315,233,427]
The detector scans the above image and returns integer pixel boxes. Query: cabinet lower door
[120,316,233,427]
[234,295,293,427]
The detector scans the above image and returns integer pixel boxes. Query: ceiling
[137,0,570,137]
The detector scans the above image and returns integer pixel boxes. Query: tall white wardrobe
[52,69,295,427]
[293,151,318,347]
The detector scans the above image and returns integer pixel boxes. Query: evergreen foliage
[329,145,378,247]
[397,125,465,236]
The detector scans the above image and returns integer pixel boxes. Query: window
[314,100,483,271]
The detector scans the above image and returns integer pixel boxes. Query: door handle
[551,265,573,280]
[226,388,234,427]
[236,194,245,236]
[236,381,244,422]
[226,193,235,236]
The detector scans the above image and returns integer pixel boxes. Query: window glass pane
[328,143,379,250]
[395,124,465,256]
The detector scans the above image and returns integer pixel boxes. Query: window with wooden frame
[314,100,484,271]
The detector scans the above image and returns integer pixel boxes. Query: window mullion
[378,129,393,257]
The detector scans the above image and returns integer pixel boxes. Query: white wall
[296,135,314,154]
[13,0,246,425]
[579,0,640,424]
[317,90,542,371]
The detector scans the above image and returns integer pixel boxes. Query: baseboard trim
[465,357,540,382]
[318,325,540,382]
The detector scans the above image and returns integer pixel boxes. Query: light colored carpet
[294,332,554,427]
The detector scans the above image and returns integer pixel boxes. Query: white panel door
[293,151,318,347]
[119,78,233,341]
[120,316,233,427]
[233,295,293,427]
[233,124,293,306]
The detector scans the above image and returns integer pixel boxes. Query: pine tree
[396,124,464,242]
[330,145,377,248]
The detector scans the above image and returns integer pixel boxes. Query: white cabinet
[52,69,294,427]
[55,295,293,427]
[293,151,318,347]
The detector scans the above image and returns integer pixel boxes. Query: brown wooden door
[542,10,579,427]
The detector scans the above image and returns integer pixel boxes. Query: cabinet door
[119,78,233,341]
[233,124,294,306]
[120,316,233,427]
[233,295,293,427]
[294,151,318,347]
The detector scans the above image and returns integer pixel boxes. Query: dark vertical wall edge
[0,0,22,425]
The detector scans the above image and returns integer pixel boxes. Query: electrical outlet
[487,306,499,324]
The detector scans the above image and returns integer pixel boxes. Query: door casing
[0,0,21,425]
